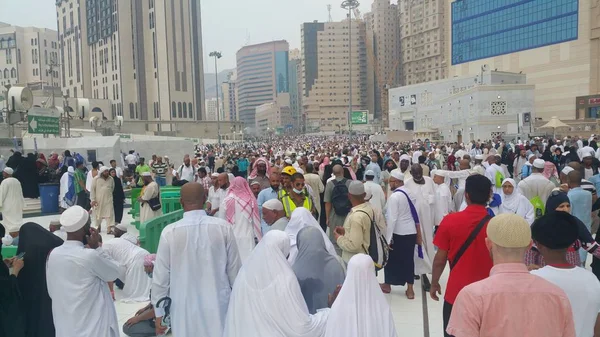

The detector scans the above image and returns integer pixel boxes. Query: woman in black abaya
[110,168,126,224]
[16,154,40,198]
[0,223,26,337]
[16,222,64,337]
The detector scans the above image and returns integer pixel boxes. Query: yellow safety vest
[281,190,313,218]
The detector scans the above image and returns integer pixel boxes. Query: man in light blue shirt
[567,170,593,265]
[365,154,382,184]
[257,174,280,235]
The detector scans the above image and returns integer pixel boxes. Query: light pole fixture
[209,51,222,145]
[341,0,359,139]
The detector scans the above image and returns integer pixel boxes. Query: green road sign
[119,134,132,139]
[28,115,60,135]
[351,111,368,125]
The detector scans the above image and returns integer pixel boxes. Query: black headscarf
[6,151,23,170]
[0,223,26,337]
[16,223,63,337]
[383,158,398,173]
[17,155,40,198]
[545,192,595,245]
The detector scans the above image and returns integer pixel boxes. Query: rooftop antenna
[327,4,333,22]
[245,29,251,45]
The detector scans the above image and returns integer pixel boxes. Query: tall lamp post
[341,0,359,139]
[209,51,222,145]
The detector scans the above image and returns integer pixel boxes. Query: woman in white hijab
[223,230,329,337]
[285,208,337,264]
[325,254,397,337]
[292,226,345,314]
[499,178,535,224]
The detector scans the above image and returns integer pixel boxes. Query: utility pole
[209,51,222,145]
[341,0,359,138]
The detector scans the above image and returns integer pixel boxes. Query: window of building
[188,103,193,119]
[172,102,176,117]
[130,102,134,119]
[178,102,182,118]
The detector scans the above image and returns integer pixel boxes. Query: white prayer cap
[263,198,284,211]
[99,166,109,174]
[561,166,574,175]
[527,154,536,160]
[285,158,293,164]
[365,170,375,177]
[211,173,219,178]
[475,154,483,160]
[348,181,365,196]
[3,167,13,175]
[60,206,89,233]
[399,154,411,162]
[67,166,75,173]
[533,159,545,169]
[431,169,443,177]
[141,171,152,177]
[582,146,595,158]
[250,180,261,186]
[390,168,404,181]
[115,223,128,232]
[295,167,304,174]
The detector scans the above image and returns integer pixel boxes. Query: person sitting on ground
[123,254,157,337]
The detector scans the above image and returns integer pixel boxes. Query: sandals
[405,290,415,300]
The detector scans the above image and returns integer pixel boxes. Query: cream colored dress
[140,181,163,224]
[90,176,115,229]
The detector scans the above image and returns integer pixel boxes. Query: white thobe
[152,210,241,337]
[208,187,227,215]
[91,176,115,226]
[404,177,436,267]
[47,241,121,337]
[86,169,98,192]
[365,181,386,212]
[59,172,71,209]
[517,173,556,207]
[432,169,470,190]
[140,182,162,224]
[433,183,453,227]
[219,199,259,263]
[0,177,24,233]
[485,164,505,194]
[102,237,151,302]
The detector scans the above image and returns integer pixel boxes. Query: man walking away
[430,175,494,337]
[531,212,600,337]
[152,183,241,337]
[324,164,351,242]
[447,214,576,337]
[567,170,593,266]
[0,167,24,244]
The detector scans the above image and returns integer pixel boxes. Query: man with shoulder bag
[429,175,495,337]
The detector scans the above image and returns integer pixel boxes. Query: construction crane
[353,8,400,129]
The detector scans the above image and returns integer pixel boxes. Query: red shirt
[433,204,493,304]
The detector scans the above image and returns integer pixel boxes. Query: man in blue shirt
[257,174,280,235]
[365,153,382,184]
[567,170,593,265]
[237,155,249,178]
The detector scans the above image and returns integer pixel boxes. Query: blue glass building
[451,0,579,65]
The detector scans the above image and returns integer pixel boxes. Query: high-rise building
[398,0,448,86]
[449,0,599,121]
[205,97,221,121]
[56,0,205,125]
[364,0,400,127]
[288,50,302,130]
[301,19,368,133]
[236,40,289,129]
[221,71,237,121]
[0,22,60,89]
[255,93,292,135]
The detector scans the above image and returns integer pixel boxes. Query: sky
[0,0,375,72]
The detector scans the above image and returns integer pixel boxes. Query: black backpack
[331,179,351,216]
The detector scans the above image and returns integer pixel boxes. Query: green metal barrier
[161,197,182,214]
[1,246,17,259]
[139,209,184,253]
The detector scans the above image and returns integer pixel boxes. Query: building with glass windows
[449,0,600,121]
[236,40,289,129]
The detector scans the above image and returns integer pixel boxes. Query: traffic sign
[351,111,368,125]
[28,115,60,135]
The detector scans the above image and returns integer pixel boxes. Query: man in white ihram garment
[102,223,151,302]
[46,206,121,337]
[152,183,241,337]
[484,155,505,194]
[0,167,24,240]
[517,158,556,208]
[90,166,115,233]
[403,164,435,279]
[431,170,454,228]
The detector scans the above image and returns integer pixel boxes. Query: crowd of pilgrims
[1,133,600,336]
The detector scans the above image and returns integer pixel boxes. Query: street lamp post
[209,51,222,145]
[341,0,359,139]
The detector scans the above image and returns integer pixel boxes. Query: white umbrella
[538,116,570,139]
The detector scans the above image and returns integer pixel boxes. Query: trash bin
[39,183,60,214]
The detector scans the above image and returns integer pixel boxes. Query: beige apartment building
[255,93,292,135]
[301,20,368,133]
[205,98,221,121]
[448,0,600,121]
[0,22,60,90]
[364,0,400,127]
[56,0,205,128]
[398,0,448,86]
[221,71,237,122]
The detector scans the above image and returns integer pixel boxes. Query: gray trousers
[122,319,155,337]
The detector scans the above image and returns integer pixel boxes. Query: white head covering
[263,198,284,211]
[399,154,411,163]
[3,167,13,175]
[99,166,109,174]
[561,166,574,175]
[141,171,152,177]
[390,168,404,181]
[115,223,128,232]
[324,254,397,337]
[211,172,219,178]
[223,230,328,336]
[499,178,520,213]
[532,159,545,169]
[67,166,75,173]
[60,206,89,233]
[284,208,337,264]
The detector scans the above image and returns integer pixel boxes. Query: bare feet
[405,289,415,299]
[380,283,391,294]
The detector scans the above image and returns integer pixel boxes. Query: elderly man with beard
[207,173,230,216]
[404,164,436,288]
[399,154,412,181]
[90,166,115,234]
[257,173,281,235]
[248,158,270,190]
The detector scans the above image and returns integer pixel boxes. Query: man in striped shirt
[151,156,168,187]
